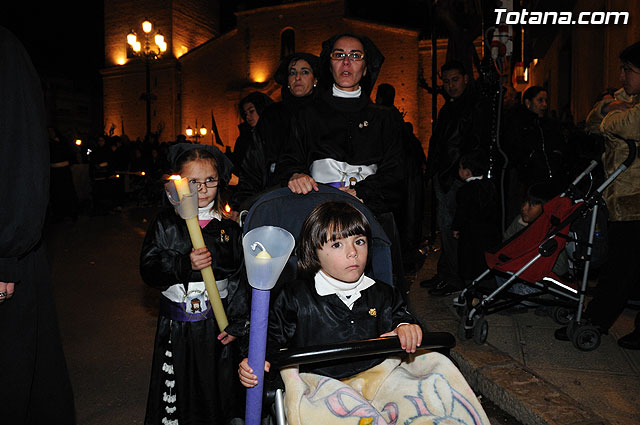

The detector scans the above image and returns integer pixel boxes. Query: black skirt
[144,314,244,425]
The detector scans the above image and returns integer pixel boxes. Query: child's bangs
[322,215,367,244]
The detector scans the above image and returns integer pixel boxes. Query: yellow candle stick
[172,176,229,332]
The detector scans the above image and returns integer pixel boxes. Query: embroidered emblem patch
[181,289,210,319]
[368,308,377,317]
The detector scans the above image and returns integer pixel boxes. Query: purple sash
[160,298,213,322]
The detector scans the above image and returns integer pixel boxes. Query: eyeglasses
[189,177,219,190]
[329,51,365,62]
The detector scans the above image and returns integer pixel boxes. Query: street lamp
[127,18,167,141]
[185,120,208,143]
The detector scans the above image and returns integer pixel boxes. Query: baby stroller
[242,185,456,424]
[454,139,637,351]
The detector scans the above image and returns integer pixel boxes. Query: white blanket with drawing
[281,351,489,425]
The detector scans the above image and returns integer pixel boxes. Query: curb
[409,288,607,425]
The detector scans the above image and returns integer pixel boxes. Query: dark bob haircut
[441,60,467,76]
[620,40,640,69]
[274,52,320,86]
[237,91,274,119]
[297,201,371,276]
[522,85,547,103]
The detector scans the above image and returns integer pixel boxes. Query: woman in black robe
[231,52,319,211]
[279,33,407,298]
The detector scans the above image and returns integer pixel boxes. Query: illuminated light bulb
[155,33,164,46]
[127,31,137,46]
[142,20,152,34]
[133,41,141,52]
[75,139,82,146]
[141,171,146,176]
[159,41,167,52]
[185,126,193,136]
[200,126,207,136]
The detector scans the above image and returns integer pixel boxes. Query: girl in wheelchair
[239,201,489,424]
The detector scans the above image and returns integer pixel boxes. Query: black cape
[0,26,76,424]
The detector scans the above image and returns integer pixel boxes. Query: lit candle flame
[169,175,182,180]
[225,203,231,213]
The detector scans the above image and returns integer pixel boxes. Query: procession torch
[165,176,228,331]
[243,226,295,425]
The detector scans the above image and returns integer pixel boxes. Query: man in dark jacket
[421,61,490,296]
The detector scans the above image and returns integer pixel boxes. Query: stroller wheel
[571,325,601,351]
[473,317,489,345]
[551,306,574,325]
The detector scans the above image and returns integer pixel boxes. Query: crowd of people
[14,21,638,423]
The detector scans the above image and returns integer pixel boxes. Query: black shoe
[420,275,444,289]
[618,331,640,350]
[428,281,459,297]
[554,326,570,341]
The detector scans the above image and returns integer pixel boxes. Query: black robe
[0,26,76,424]
[279,89,404,215]
[266,278,417,379]
[452,178,501,280]
[140,208,249,424]
[231,88,315,211]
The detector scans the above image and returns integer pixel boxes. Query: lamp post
[127,19,167,141]
[185,120,208,143]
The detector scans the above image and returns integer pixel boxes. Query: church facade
[101,0,449,153]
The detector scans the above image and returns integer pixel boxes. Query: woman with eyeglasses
[281,33,403,214]
[231,52,319,211]
[279,33,407,297]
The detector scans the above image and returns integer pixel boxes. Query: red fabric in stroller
[485,196,583,284]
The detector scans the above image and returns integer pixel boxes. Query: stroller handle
[269,333,456,369]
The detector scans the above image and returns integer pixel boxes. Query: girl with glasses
[140,143,249,424]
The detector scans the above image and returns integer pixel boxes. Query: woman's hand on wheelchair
[238,358,271,388]
[380,324,423,353]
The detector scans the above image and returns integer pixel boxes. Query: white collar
[465,175,483,182]
[314,270,375,310]
[198,200,221,221]
[332,84,362,98]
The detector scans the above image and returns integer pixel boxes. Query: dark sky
[2,2,104,80]
[2,1,434,83]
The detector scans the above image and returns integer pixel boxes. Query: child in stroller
[239,199,489,425]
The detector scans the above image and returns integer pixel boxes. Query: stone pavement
[407,247,640,425]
